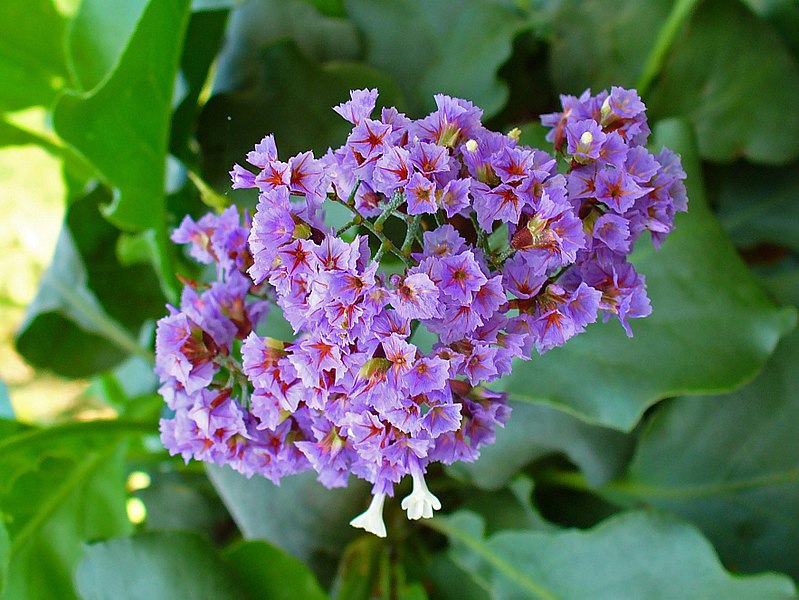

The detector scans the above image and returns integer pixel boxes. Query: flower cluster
[155,87,686,537]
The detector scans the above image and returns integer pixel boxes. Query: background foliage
[1,0,798,597]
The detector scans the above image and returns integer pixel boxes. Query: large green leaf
[0,0,70,111]
[550,0,799,164]
[66,0,150,92]
[345,0,530,118]
[0,520,8,598]
[710,161,799,253]
[498,120,796,431]
[15,190,160,377]
[206,465,368,566]
[0,444,132,600]
[648,0,799,164]
[198,41,403,189]
[53,0,192,230]
[603,326,799,580]
[432,510,797,599]
[76,532,246,600]
[224,540,328,600]
[453,401,633,489]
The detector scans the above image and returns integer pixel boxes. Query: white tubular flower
[350,492,387,538]
[401,471,441,520]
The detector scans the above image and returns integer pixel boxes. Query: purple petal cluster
[155,86,686,537]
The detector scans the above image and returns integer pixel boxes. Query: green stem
[636,0,700,96]
[374,191,406,230]
[0,418,155,455]
[187,169,230,212]
[401,216,421,256]
[330,196,411,266]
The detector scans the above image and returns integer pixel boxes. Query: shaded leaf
[206,465,369,564]
[76,532,245,600]
[458,476,557,535]
[710,161,799,253]
[53,0,192,230]
[0,520,7,597]
[499,120,796,430]
[198,41,403,189]
[346,0,530,118]
[433,510,797,599]
[331,535,383,600]
[648,0,799,164]
[604,325,799,579]
[454,401,633,489]
[225,540,328,600]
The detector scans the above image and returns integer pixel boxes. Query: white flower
[349,492,387,538]
[401,471,441,520]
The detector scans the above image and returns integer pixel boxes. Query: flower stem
[636,0,700,96]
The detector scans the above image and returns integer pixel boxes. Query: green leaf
[458,476,557,535]
[710,160,799,253]
[499,119,796,431]
[604,325,799,580]
[345,0,530,118]
[0,520,8,598]
[224,540,328,600]
[206,465,368,578]
[550,0,799,164]
[432,510,797,599]
[647,0,799,164]
[53,0,192,230]
[198,41,403,189]
[454,401,633,489]
[0,0,70,111]
[15,190,159,377]
[331,535,384,600]
[0,380,12,419]
[66,0,150,92]
[76,532,246,600]
[1,445,132,600]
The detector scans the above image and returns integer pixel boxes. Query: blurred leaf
[66,0,149,91]
[76,532,246,600]
[550,0,799,164]
[1,445,132,600]
[710,161,799,253]
[331,536,383,600]
[206,465,369,566]
[213,0,359,95]
[346,0,530,118]
[0,0,70,111]
[299,0,345,18]
[742,0,799,56]
[425,553,490,600]
[16,190,161,377]
[459,476,556,535]
[648,0,799,164]
[604,326,799,580]
[454,401,633,489]
[53,0,192,230]
[198,41,403,189]
[499,120,796,431]
[432,510,797,599]
[549,0,672,93]
[225,540,328,600]
[0,521,7,597]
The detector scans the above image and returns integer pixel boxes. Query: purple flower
[392,272,440,321]
[439,251,487,304]
[405,172,438,215]
[333,88,378,125]
[566,119,606,162]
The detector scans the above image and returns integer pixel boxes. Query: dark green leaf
[76,532,246,600]
[648,0,799,164]
[224,540,328,600]
[198,41,403,189]
[604,326,799,579]
[206,465,369,564]
[53,0,192,230]
[331,535,383,600]
[425,553,490,600]
[454,401,633,489]
[432,510,797,599]
[0,0,70,111]
[458,476,556,535]
[499,120,796,431]
[710,161,799,253]
[66,0,150,92]
[346,0,530,118]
